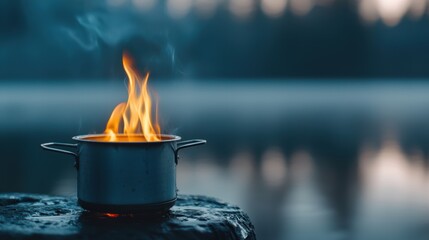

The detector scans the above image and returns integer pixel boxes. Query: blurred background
[1,0,429,240]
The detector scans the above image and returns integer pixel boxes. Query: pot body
[41,134,206,214]
[77,140,177,212]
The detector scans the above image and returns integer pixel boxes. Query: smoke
[0,1,194,79]
[62,12,139,50]
[165,43,176,68]
[58,6,180,77]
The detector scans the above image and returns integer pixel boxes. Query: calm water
[1,80,429,240]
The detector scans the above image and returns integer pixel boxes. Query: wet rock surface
[0,194,256,240]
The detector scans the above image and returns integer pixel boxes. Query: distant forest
[1,0,429,80]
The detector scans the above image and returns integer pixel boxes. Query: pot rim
[72,134,181,144]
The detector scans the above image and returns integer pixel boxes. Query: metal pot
[41,134,206,214]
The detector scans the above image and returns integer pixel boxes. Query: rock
[0,193,256,240]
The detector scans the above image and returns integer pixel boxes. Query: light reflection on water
[1,81,429,240]
[177,139,429,240]
[355,139,429,240]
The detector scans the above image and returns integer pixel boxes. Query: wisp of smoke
[62,12,138,50]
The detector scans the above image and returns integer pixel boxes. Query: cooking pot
[41,134,206,214]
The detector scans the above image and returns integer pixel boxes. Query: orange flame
[103,53,161,142]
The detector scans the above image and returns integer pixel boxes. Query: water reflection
[261,148,287,187]
[355,138,429,240]
[2,82,429,240]
[177,139,429,240]
[283,152,340,240]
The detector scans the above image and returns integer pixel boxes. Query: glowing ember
[104,213,120,218]
[103,53,161,142]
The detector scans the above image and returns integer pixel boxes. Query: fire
[104,213,120,218]
[103,53,161,142]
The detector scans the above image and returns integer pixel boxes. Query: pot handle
[175,139,206,164]
[41,142,78,158]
